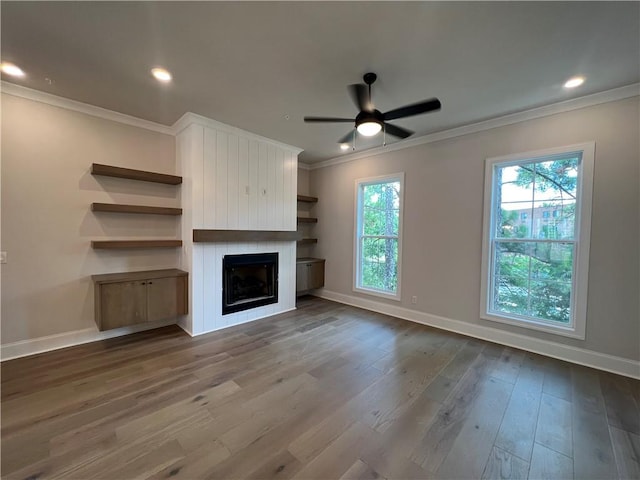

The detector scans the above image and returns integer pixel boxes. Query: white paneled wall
[176,113,302,336]
[203,127,297,231]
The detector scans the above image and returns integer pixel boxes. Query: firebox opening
[222,252,278,315]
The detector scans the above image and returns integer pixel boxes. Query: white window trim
[480,142,595,340]
[353,173,405,301]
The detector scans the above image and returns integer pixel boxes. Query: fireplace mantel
[193,229,301,243]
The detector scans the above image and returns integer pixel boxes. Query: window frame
[353,173,405,301]
[480,143,595,339]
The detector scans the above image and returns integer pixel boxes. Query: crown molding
[1,81,174,135]
[172,112,304,154]
[308,83,640,171]
[298,162,311,171]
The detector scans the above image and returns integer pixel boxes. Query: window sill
[353,286,401,302]
[481,311,585,340]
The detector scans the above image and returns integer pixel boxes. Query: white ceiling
[2,2,639,164]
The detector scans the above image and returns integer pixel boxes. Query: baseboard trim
[0,319,178,361]
[316,289,640,380]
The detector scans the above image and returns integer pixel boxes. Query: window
[480,143,594,339]
[354,173,404,300]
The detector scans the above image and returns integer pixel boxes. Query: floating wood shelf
[91,163,182,185]
[91,240,182,249]
[297,194,318,203]
[297,216,318,224]
[91,203,182,216]
[193,230,301,243]
[297,238,318,245]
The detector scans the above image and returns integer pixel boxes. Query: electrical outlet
[411,296,417,304]
[0,252,6,264]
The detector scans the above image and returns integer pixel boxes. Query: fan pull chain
[353,128,357,151]
[383,124,386,147]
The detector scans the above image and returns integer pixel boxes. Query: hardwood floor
[2,297,639,479]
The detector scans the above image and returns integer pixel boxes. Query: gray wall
[310,97,639,361]
[1,94,178,344]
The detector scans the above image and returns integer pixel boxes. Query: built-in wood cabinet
[296,258,325,295]
[93,269,188,331]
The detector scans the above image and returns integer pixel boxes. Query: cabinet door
[308,261,325,290]
[147,276,187,322]
[296,262,308,293]
[100,281,147,330]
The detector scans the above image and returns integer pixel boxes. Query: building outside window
[480,143,594,338]
[354,173,404,300]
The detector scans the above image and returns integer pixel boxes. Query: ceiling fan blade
[304,116,354,123]
[383,98,441,121]
[384,122,414,139]
[338,130,356,144]
[348,84,372,112]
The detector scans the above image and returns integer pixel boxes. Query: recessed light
[340,144,350,151]
[1,62,25,78]
[564,76,585,89]
[151,67,172,83]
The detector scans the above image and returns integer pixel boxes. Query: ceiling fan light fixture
[357,121,382,137]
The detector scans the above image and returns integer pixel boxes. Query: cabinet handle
[141,282,146,285]
[148,281,153,285]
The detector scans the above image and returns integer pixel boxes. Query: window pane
[530,280,572,324]
[493,275,529,316]
[493,240,574,323]
[530,243,574,283]
[497,203,533,238]
[531,200,576,240]
[533,158,579,202]
[496,163,534,238]
[362,182,400,236]
[360,237,398,293]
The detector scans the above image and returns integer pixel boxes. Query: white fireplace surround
[176,113,302,336]
[183,242,296,335]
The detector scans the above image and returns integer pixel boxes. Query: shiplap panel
[267,145,277,229]
[258,143,268,230]
[215,131,228,228]
[227,134,239,229]
[202,242,216,333]
[238,137,249,230]
[191,125,205,229]
[203,127,217,228]
[275,148,284,230]
[283,150,295,231]
[192,245,205,335]
[248,140,260,230]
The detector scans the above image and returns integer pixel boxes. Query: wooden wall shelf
[193,230,300,243]
[297,194,318,203]
[297,238,318,245]
[92,203,182,216]
[91,240,182,249]
[91,163,182,185]
[297,216,318,224]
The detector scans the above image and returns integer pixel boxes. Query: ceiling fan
[304,72,441,146]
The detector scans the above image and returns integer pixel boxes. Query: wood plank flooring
[2,297,639,479]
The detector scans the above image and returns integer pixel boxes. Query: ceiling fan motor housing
[355,109,384,128]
